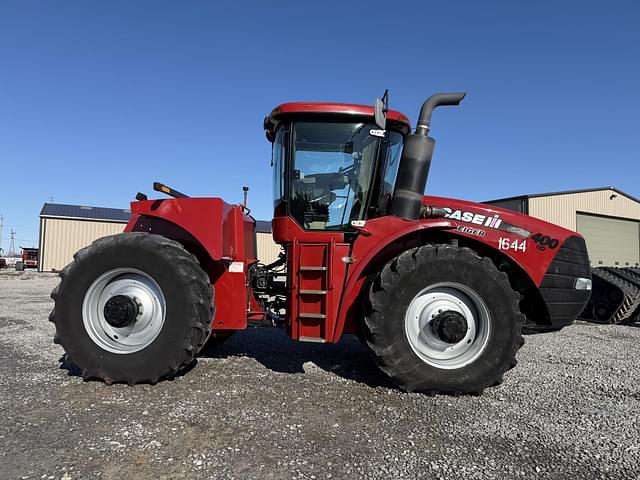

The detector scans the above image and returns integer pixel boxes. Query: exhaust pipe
[390,92,466,220]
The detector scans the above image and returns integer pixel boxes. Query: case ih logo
[443,208,503,229]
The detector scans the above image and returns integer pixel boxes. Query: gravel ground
[1,271,639,480]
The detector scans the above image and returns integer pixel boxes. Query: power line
[0,239,38,245]
[10,224,39,230]
[8,230,16,257]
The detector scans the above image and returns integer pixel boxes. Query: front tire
[50,233,213,385]
[364,244,524,395]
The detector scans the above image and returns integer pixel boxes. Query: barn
[486,187,640,267]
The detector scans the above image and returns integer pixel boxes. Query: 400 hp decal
[530,233,559,251]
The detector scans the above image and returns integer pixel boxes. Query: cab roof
[265,102,411,140]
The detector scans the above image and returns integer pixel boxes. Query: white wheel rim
[82,268,166,354]
[404,282,491,370]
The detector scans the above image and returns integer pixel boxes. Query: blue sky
[0,1,639,249]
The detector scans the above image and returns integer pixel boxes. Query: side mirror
[374,97,386,130]
[374,89,389,130]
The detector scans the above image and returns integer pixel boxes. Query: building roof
[40,203,132,222]
[485,186,640,205]
[40,202,274,232]
[255,220,272,234]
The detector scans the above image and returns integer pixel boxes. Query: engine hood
[423,195,580,240]
[422,195,587,285]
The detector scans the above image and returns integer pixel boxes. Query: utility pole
[0,213,3,256]
[8,229,16,257]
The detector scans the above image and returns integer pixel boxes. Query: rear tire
[364,244,524,395]
[50,233,214,385]
[15,261,24,271]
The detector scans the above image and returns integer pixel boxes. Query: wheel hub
[431,310,468,344]
[82,268,166,354]
[103,295,139,328]
[404,282,492,370]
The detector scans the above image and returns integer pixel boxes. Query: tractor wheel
[364,244,524,395]
[50,233,213,385]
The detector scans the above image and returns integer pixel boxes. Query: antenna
[381,89,389,112]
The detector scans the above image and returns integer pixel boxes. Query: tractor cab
[265,102,411,234]
[261,95,468,343]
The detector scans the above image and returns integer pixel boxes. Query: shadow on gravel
[57,328,394,390]
[200,328,397,390]
[58,354,82,377]
[58,353,199,383]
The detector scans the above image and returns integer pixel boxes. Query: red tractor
[51,92,592,394]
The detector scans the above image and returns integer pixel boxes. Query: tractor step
[299,312,326,319]
[299,336,327,343]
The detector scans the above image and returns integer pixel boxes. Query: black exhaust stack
[390,92,466,220]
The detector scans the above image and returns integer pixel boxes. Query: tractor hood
[422,195,588,286]
[423,195,579,241]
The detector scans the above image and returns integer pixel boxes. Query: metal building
[255,220,281,264]
[39,203,280,272]
[39,204,130,272]
[486,187,640,267]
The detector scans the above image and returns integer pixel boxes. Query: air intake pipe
[389,92,466,220]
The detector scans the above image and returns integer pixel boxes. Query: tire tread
[364,244,525,395]
[50,232,214,385]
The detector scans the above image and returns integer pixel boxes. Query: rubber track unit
[364,244,525,395]
[614,268,640,326]
[581,267,640,325]
[50,233,213,385]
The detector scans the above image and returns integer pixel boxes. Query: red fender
[125,197,259,331]
[126,197,254,262]
[331,216,452,341]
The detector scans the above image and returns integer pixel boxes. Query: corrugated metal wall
[529,189,640,230]
[40,218,282,271]
[40,218,126,272]
[257,232,281,264]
